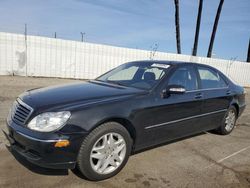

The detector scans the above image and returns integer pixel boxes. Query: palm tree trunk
[247,39,250,62]
[174,0,181,54]
[192,0,203,56]
[207,0,224,58]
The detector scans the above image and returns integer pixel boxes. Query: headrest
[144,72,156,81]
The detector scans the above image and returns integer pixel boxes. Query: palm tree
[207,0,224,58]
[174,0,181,54]
[192,0,203,56]
[247,39,250,62]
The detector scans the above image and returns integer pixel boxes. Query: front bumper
[3,121,87,169]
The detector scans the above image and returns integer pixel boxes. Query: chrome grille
[11,99,33,126]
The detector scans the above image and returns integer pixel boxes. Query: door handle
[195,93,203,99]
[226,90,231,95]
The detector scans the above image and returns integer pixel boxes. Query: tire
[76,122,132,181]
[216,106,237,135]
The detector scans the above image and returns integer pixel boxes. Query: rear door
[196,65,232,130]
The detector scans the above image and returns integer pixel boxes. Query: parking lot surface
[0,76,250,188]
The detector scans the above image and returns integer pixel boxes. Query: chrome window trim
[145,109,227,130]
[185,86,229,93]
[17,131,62,142]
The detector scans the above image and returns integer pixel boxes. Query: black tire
[76,122,132,181]
[216,106,237,135]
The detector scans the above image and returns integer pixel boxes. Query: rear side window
[197,66,227,89]
[168,66,198,91]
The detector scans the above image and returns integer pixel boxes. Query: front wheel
[76,122,132,181]
[217,106,237,135]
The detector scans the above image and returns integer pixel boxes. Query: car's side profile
[3,61,246,180]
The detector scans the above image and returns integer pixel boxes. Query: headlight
[27,111,71,132]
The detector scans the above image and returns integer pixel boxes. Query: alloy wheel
[90,132,126,174]
[225,109,236,132]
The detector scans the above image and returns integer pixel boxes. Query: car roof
[129,60,232,85]
[130,60,229,80]
[133,60,224,69]
[130,60,198,66]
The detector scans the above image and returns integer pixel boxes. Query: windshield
[96,62,171,90]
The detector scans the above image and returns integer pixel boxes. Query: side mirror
[162,85,186,98]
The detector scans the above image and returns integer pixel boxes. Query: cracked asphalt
[0,76,250,188]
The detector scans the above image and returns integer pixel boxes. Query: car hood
[19,80,146,111]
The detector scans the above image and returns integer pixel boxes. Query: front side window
[97,62,170,90]
[197,66,227,89]
[168,66,198,91]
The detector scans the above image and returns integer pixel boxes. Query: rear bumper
[3,121,87,169]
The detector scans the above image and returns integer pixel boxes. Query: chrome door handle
[195,93,203,99]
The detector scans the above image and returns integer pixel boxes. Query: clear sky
[0,0,249,61]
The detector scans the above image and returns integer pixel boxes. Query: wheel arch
[231,103,239,117]
[91,117,137,148]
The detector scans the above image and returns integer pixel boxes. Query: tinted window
[197,66,227,89]
[168,66,198,91]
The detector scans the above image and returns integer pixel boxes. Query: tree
[207,0,224,58]
[247,39,250,62]
[174,0,181,54]
[192,0,203,56]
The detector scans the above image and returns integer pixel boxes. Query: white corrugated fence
[0,32,249,87]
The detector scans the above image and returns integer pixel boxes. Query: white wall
[0,32,250,87]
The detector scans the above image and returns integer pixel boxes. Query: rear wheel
[217,106,237,135]
[76,122,132,181]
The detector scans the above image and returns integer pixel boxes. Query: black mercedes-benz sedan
[3,60,246,180]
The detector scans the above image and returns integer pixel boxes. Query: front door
[144,65,203,146]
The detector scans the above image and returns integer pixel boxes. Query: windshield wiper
[94,79,125,87]
[106,80,125,86]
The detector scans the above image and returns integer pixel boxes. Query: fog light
[54,140,70,147]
